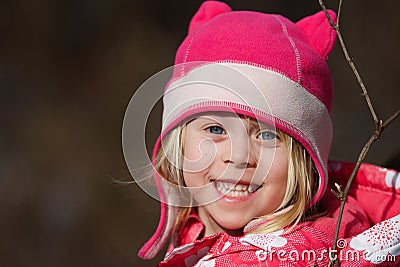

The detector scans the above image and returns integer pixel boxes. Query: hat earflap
[296,10,337,59]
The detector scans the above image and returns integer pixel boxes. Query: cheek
[252,148,274,182]
[183,137,217,173]
[268,149,289,184]
[184,138,201,161]
[183,171,201,187]
[256,147,288,184]
[182,171,206,188]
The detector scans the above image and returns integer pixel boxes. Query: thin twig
[318,0,379,125]
[328,112,399,267]
[337,0,343,27]
[383,109,400,129]
[317,1,400,266]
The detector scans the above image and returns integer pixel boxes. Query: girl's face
[182,112,288,236]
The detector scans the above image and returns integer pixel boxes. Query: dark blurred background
[0,0,399,266]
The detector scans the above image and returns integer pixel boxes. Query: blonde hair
[154,117,318,236]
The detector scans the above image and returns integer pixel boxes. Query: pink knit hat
[139,1,337,259]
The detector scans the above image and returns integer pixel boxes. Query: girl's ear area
[296,10,337,60]
[188,1,232,34]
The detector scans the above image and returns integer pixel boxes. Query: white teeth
[225,183,233,190]
[215,181,260,197]
[248,185,259,193]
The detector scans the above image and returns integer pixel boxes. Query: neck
[197,207,243,237]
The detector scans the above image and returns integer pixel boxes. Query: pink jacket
[158,161,400,266]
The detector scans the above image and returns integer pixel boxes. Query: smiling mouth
[213,181,262,198]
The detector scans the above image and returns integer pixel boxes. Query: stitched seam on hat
[168,60,314,101]
[181,36,195,77]
[276,16,302,84]
[166,61,330,113]
[168,60,303,92]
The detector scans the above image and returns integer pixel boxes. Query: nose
[223,131,257,168]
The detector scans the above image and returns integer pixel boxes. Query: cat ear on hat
[188,1,232,33]
[296,10,337,60]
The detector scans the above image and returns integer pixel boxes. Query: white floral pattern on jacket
[350,214,400,264]
[239,229,287,251]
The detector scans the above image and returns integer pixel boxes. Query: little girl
[133,1,400,266]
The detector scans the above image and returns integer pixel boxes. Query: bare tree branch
[317,1,400,266]
[383,110,400,129]
[337,0,343,27]
[318,0,379,125]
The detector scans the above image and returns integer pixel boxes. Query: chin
[214,215,250,231]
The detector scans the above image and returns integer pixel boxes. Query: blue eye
[207,126,225,135]
[257,131,277,140]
